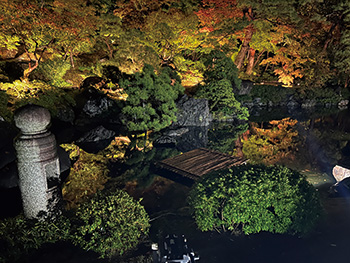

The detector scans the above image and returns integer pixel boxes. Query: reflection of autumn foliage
[242,118,299,164]
[61,138,130,209]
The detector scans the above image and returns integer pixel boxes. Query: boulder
[301,99,317,108]
[155,126,208,152]
[76,79,118,121]
[286,98,300,109]
[82,96,114,118]
[174,95,212,127]
[58,146,71,174]
[176,126,208,152]
[237,80,253,95]
[76,125,115,143]
[76,125,116,153]
[56,106,75,123]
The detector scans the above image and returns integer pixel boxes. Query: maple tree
[0,0,348,91]
[141,8,209,84]
[0,0,98,79]
[195,0,331,86]
[113,0,177,29]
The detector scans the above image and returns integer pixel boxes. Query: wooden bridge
[157,148,247,180]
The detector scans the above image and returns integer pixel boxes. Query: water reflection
[120,109,350,189]
[115,108,350,263]
[240,118,299,165]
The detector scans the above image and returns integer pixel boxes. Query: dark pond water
[8,107,350,263]
[124,107,350,263]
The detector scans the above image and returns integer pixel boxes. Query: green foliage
[141,8,209,84]
[189,164,322,235]
[61,144,110,209]
[203,50,241,89]
[119,64,184,132]
[0,214,71,262]
[0,190,150,261]
[71,190,150,258]
[173,55,206,86]
[34,58,72,87]
[0,80,76,118]
[196,50,249,120]
[110,29,160,74]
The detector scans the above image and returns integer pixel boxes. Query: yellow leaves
[60,143,81,160]
[260,41,308,86]
[61,144,108,209]
[104,137,130,161]
[274,68,303,87]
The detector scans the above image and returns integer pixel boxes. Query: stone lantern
[14,105,61,219]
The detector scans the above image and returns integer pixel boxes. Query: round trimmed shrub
[71,190,150,258]
[189,164,322,235]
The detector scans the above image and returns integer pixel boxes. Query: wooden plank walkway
[157,148,247,180]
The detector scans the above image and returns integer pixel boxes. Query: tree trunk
[104,37,114,59]
[70,50,75,68]
[234,7,254,70]
[22,60,39,81]
[246,48,256,75]
[234,25,254,70]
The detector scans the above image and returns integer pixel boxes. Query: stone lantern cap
[14,105,51,134]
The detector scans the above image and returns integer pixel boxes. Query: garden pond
[15,107,350,262]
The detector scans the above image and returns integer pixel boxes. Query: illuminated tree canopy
[0,0,349,122]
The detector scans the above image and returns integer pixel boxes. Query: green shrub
[71,190,150,258]
[0,191,150,261]
[0,214,71,262]
[189,164,322,235]
[296,87,341,105]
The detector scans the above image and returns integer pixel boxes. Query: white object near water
[332,165,350,182]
